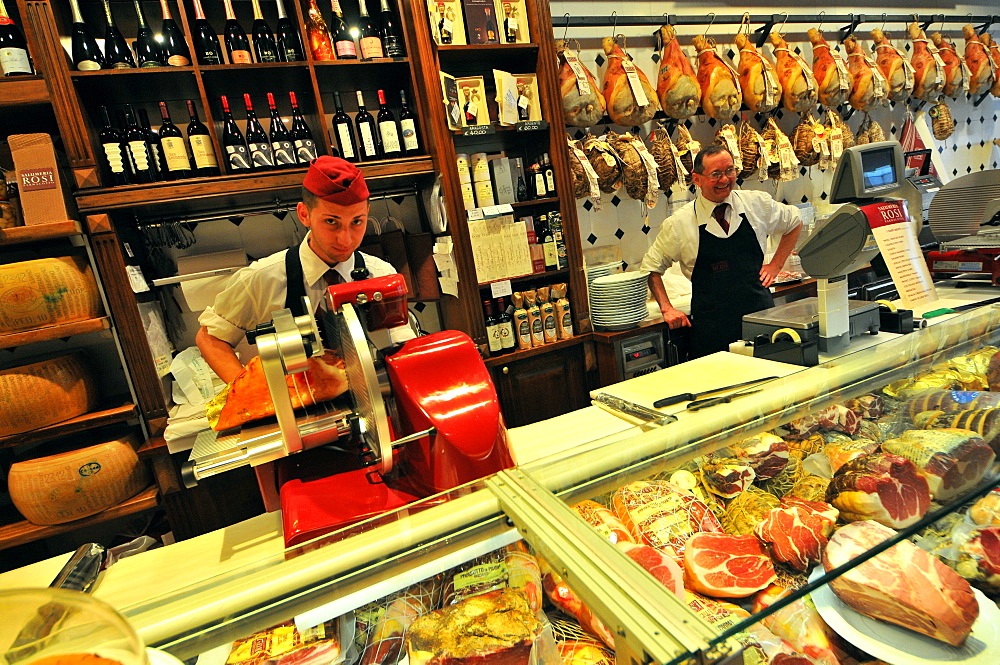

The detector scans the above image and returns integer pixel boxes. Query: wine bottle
[529,162,544,199]
[356,0,383,60]
[502,2,517,43]
[101,0,136,68]
[379,0,404,57]
[274,0,304,61]
[266,92,295,168]
[186,99,220,176]
[354,90,379,160]
[331,91,358,162]
[305,0,333,61]
[330,0,357,59]
[124,104,158,183]
[289,91,317,164]
[249,0,278,62]
[222,0,253,63]
[375,89,400,159]
[158,0,191,66]
[191,0,224,64]
[514,157,527,202]
[137,108,165,178]
[483,299,502,356]
[0,0,31,76]
[98,105,132,185]
[542,153,555,195]
[132,0,165,67]
[243,93,274,169]
[220,95,251,172]
[496,296,515,352]
[398,89,419,156]
[156,102,192,180]
[68,0,104,71]
[436,2,453,45]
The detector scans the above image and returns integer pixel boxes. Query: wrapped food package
[356,580,441,665]
[605,131,659,207]
[572,499,635,545]
[581,133,622,193]
[880,428,995,502]
[226,618,342,665]
[808,28,851,108]
[752,584,843,665]
[735,32,781,113]
[720,486,779,536]
[540,559,615,648]
[611,480,722,561]
[871,28,915,103]
[674,125,700,185]
[737,121,764,180]
[556,40,606,127]
[769,32,818,112]
[791,113,823,167]
[648,125,682,190]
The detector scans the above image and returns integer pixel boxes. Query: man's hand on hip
[661,306,691,329]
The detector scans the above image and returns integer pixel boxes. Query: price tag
[834,54,851,91]
[443,18,454,34]
[515,120,546,131]
[960,59,972,93]
[901,57,916,89]
[126,265,150,293]
[507,19,519,34]
[563,49,591,95]
[467,208,485,221]
[929,47,946,86]
[620,58,649,107]
[517,94,529,109]
[482,205,501,217]
[466,101,479,118]
[463,125,493,137]
[491,280,513,298]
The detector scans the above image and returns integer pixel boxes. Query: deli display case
[72,306,1000,665]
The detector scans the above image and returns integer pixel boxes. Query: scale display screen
[861,147,897,190]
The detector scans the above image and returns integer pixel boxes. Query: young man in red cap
[196,156,414,383]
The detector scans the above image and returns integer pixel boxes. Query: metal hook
[705,12,716,36]
[610,11,617,38]
[562,13,570,42]
[740,12,751,36]
[881,13,887,32]
[818,11,826,33]
[776,12,788,34]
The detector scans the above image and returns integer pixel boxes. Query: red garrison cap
[302,156,369,205]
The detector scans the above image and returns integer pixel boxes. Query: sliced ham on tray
[825,452,930,528]
[683,532,776,598]
[754,498,838,571]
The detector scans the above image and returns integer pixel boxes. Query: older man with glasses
[640,145,802,358]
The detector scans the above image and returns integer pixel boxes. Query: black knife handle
[653,393,694,408]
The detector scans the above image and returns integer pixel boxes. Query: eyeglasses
[699,167,739,180]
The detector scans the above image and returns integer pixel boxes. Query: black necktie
[713,204,730,234]
[324,269,345,286]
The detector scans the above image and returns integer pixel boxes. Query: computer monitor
[830,141,905,203]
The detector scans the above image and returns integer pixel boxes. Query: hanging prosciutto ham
[908,22,945,102]
[769,32,817,113]
[930,32,969,98]
[982,33,1000,97]
[808,28,850,107]
[556,40,606,127]
[600,36,659,127]
[692,34,741,120]
[870,28,915,102]
[735,32,781,113]
[963,24,995,95]
[843,35,884,112]
[655,24,700,119]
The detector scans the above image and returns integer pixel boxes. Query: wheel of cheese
[8,435,150,525]
[0,352,99,437]
[0,256,101,334]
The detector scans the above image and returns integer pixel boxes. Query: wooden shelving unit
[0,317,111,350]
[0,401,138,451]
[483,334,586,368]
[0,76,49,106]
[0,220,82,245]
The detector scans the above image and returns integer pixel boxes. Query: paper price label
[930,48,946,85]
[790,51,817,92]
[620,58,649,107]
[572,145,601,204]
[491,280,512,298]
[466,101,479,118]
[517,95,529,109]
[960,59,972,93]
[634,140,660,208]
[834,54,851,91]
[563,49,592,96]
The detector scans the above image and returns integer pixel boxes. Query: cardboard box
[9,134,77,226]
[440,72,462,130]
[463,0,500,44]
[428,0,466,45]
[456,76,489,127]
[495,0,529,43]
[489,153,516,204]
[514,74,542,121]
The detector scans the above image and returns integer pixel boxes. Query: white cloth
[639,190,803,280]
[199,232,415,348]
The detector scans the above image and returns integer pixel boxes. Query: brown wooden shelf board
[479,268,569,288]
[483,334,585,368]
[0,220,82,245]
[136,436,169,460]
[0,317,111,350]
[438,43,538,52]
[509,197,559,208]
[198,62,311,71]
[0,76,49,106]
[0,486,159,551]
[70,66,196,77]
[312,57,410,66]
[0,401,138,450]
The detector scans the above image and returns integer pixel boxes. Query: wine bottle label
[102,143,128,174]
[201,50,222,65]
[359,123,377,157]
[359,36,384,59]
[161,137,190,171]
[335,39,357,58]
[543,240,558,268]
[534,173,545,196]
[0,47,31,75]
[76,59,102,72]
[225,144,251,170]
[545,171,555,192]
[230,50,252,64]
[190,135,219,168]
[384,36,404,57]
[258,49,277,63]
[335,125,356,158]
[486,323,502,352]
[112,61,132,70]
[400,119,418,151]
[294,138,317,163]
[498,321,515,349]
[128,141,154,171]
[167,54,191,66]
[378,121,400,154]
[272,140,295,165]
[140,61,160,68]
[248,141,275,166]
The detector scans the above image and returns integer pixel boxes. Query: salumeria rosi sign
[19,167,57,191]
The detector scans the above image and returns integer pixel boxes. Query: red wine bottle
[137,108,165,178]
[329,0,356,59]
[101,0,135,68]
[157,102,192,180]
[288,92,317,164]
[98,105,132,185]
[0,0,32,75]
[243,93,274,169]
[222,0,252,63]
[274,0,304,61]
[191,0,223,64]
[331,91,357,162]
[398,89,419,156]
[132,0,165,67]
[354,90,379,160]
[124,104,158,182]
[68,0,104,71]
[266,92,295,168]
[357,0,383,60]
[375,89,400,159]
[186,99,220,176]
[220,95,251,172]
[379,0,404,57]
[158,0,191,66]
[250,0,278,62]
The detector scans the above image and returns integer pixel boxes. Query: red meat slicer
[182,274,513,547]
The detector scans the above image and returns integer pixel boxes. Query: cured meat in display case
[105,308,1000,665]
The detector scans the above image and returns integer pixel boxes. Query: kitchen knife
[593,393,678,425]
[653,376,778,409]
[922,296,1000,319]
[687,388,763,412]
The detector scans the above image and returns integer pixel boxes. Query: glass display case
[115,306,1000,665]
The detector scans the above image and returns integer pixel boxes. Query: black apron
[689,212,773,358]
[283,242,368,317]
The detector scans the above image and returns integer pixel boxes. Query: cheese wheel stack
[0,352,99,437]
[0,256,101,334]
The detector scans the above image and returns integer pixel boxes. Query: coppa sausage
[572,500,635,545]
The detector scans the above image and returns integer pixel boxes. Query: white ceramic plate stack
[585,261,622,287]
[589,271,649,331]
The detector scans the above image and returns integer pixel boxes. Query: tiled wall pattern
[549,1,1000,272]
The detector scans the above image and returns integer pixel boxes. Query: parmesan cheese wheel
[0,352,99,437]
[8,435,149,525]
[0,256,101,334]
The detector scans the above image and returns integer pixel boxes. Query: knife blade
[593,393,677,425]
[687,388,763,412]
[652,376,778,408]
